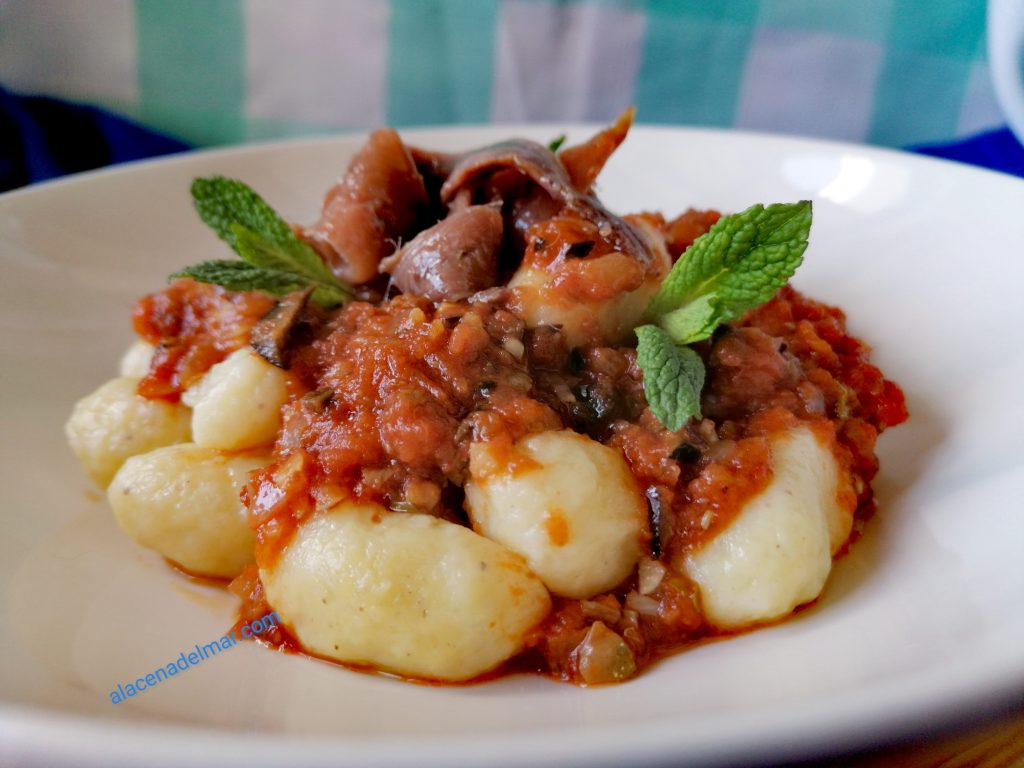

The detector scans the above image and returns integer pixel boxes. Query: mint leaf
[180,176,353,307]
[547,134,567,152]
[172,261,312,294]
[303,283,351,308]
[231,223,344,288]
[192,177,344,285]
[171,261,349,307]
[635,325,705,431]
[646,201,811,341]
[657,294,719,346]
[634,200,812,430]
[191,176,295,248]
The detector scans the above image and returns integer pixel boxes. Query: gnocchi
[261,502,552,681]
[683,427,856,630]
[506,266,653,348]
[182,348,289,451]
[465,430,646,599]
[68,119,906,686]
[506,217,671,347]
[65,376,192,488]
[118,340,155,378]
[108,443,268,578]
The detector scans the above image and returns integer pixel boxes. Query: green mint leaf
[547,134,567,152]
[171,261,348,308]
[172,260,314,295]
[191,176,349,289]
[657,294,721,346]
[635,324,705,431]
[185,176,353,306]
[646,201,812,338]
[305,283,350,308]
[191,176,296,248]
[231,224,350,295]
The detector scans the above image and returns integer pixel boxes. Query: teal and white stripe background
[0,0,999,149]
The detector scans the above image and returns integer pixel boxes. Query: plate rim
[2,124,1023,768]
[3,121,1023,206]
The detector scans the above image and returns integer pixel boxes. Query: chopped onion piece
[625,590,661,617]
[503,337,525,359]
[575,621,636,684]
[637,558,666,595]
[553,383,577,404]
[580,599,621,625]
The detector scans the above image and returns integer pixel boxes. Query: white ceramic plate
[1,126,1023,768]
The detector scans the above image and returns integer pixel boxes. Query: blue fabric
[911,127,1024,178]
[0,86,189,192]
[2,85,1023,193]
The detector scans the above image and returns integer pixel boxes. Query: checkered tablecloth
[0,0,1001,150]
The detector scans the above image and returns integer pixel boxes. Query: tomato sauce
[132,279,274,400]
[132,229,907,687]
[101,112,919,688]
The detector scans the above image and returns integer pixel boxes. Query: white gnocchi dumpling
[261,502,552,681]
[65,376,192,488]
[118,340,155,377]
[464,430,646,599]
[507,265,659,348]
[182,348,289,451]
[506,217,671,347]
[108,443,268,578]
[683,427,855,630]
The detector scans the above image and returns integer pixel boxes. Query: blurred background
[2,0,1021,190]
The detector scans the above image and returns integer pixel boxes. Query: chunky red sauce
[132,280,273,400]
[134,269,906,683]
[128,120,907,685]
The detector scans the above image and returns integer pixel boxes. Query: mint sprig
[646,201,811,342]
[172,176,353,308]
[636,201,812,430]
[171,260,350,307]
[635,326,705,431]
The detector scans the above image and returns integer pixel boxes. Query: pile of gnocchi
[66,120,906,685]
[69,337,861,683]
[68,344,283,579]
